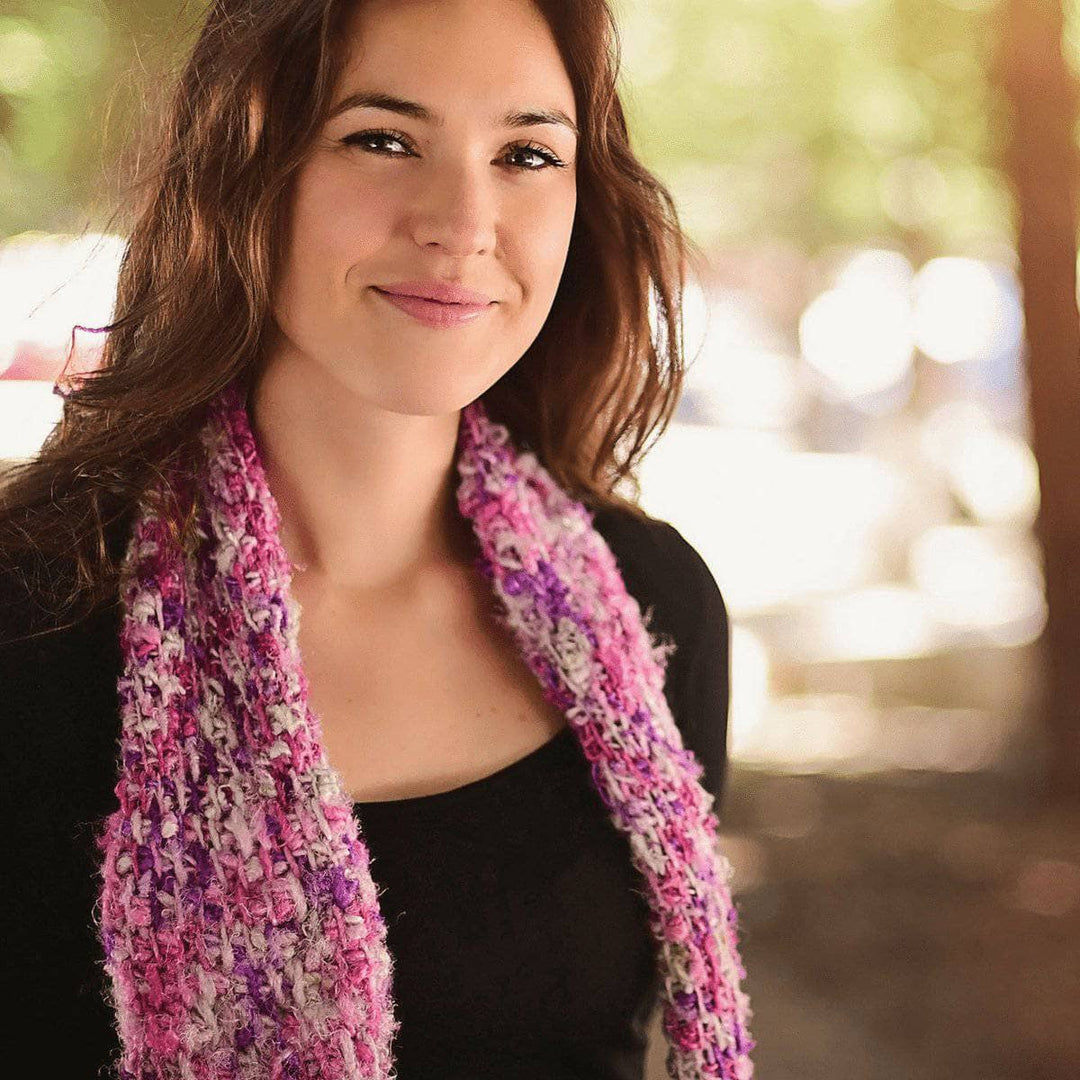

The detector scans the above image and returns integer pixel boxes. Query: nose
[408,159,498,258]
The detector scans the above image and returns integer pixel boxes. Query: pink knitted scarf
[95,379,755,1079]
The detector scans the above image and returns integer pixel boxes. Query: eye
[504,141,568,171]
[339,128,569,171]
[340,128,414,157]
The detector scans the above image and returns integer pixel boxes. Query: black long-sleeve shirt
[0,504,730,1080]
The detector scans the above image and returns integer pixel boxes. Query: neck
[247,350,476,595]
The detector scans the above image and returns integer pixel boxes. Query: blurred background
[1,0,1078,1076]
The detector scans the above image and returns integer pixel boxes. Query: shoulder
[588,502,728,648]
[0,543,126,844]
[0,540,122,720]
[0,505,132,647]
[0,545,65,650]
[587,502,731,808]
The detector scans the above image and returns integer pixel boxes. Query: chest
[291,567,569,803]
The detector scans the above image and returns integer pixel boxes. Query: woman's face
[268,0,579,416]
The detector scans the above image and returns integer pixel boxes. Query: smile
[372,287,495,329]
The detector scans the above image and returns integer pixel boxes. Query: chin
[337,347,521,417]
[353,377,490,419]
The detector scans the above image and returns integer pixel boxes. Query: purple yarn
[94,379,755,1079]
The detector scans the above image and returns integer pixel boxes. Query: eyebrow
[327,90,579,139]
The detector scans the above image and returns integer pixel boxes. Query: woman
[0,0,754,1077]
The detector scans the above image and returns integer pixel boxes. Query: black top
[0,504,730,1080]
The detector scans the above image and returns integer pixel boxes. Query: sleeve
[0,571,128,1072]
[589,507,731,815]
[651,522,730,814]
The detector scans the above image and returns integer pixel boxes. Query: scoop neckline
[352,724,576,811]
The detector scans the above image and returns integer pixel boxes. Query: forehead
[334,0,576,118]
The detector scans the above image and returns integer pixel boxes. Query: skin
[250,0,579,601]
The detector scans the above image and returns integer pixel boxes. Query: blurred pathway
[645,765,1080,1080]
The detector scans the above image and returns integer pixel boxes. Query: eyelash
[340,127,569,171]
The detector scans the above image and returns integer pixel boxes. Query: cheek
[283,163,392,278]
[513,191,576,291]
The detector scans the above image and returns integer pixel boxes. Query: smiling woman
[0,1,754,1079]
[262,0,582,437]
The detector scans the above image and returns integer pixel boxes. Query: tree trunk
[994,0,1080,798]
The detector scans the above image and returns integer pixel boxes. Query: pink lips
[373,287,494,328]
[372,278,496,329]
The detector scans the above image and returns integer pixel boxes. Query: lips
[372,287,495,329]
[376,279,493,305]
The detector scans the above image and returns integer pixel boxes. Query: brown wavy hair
[0,0,703,634]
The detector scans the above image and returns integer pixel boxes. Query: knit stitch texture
[95,380,755,1079]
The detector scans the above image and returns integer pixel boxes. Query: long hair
[0,0,703,634]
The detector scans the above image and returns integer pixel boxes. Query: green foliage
[0,0,204,238]
[614,0,1012,254]
[2,0,1014,257]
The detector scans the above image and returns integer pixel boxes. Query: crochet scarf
[95,379,755,1080]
